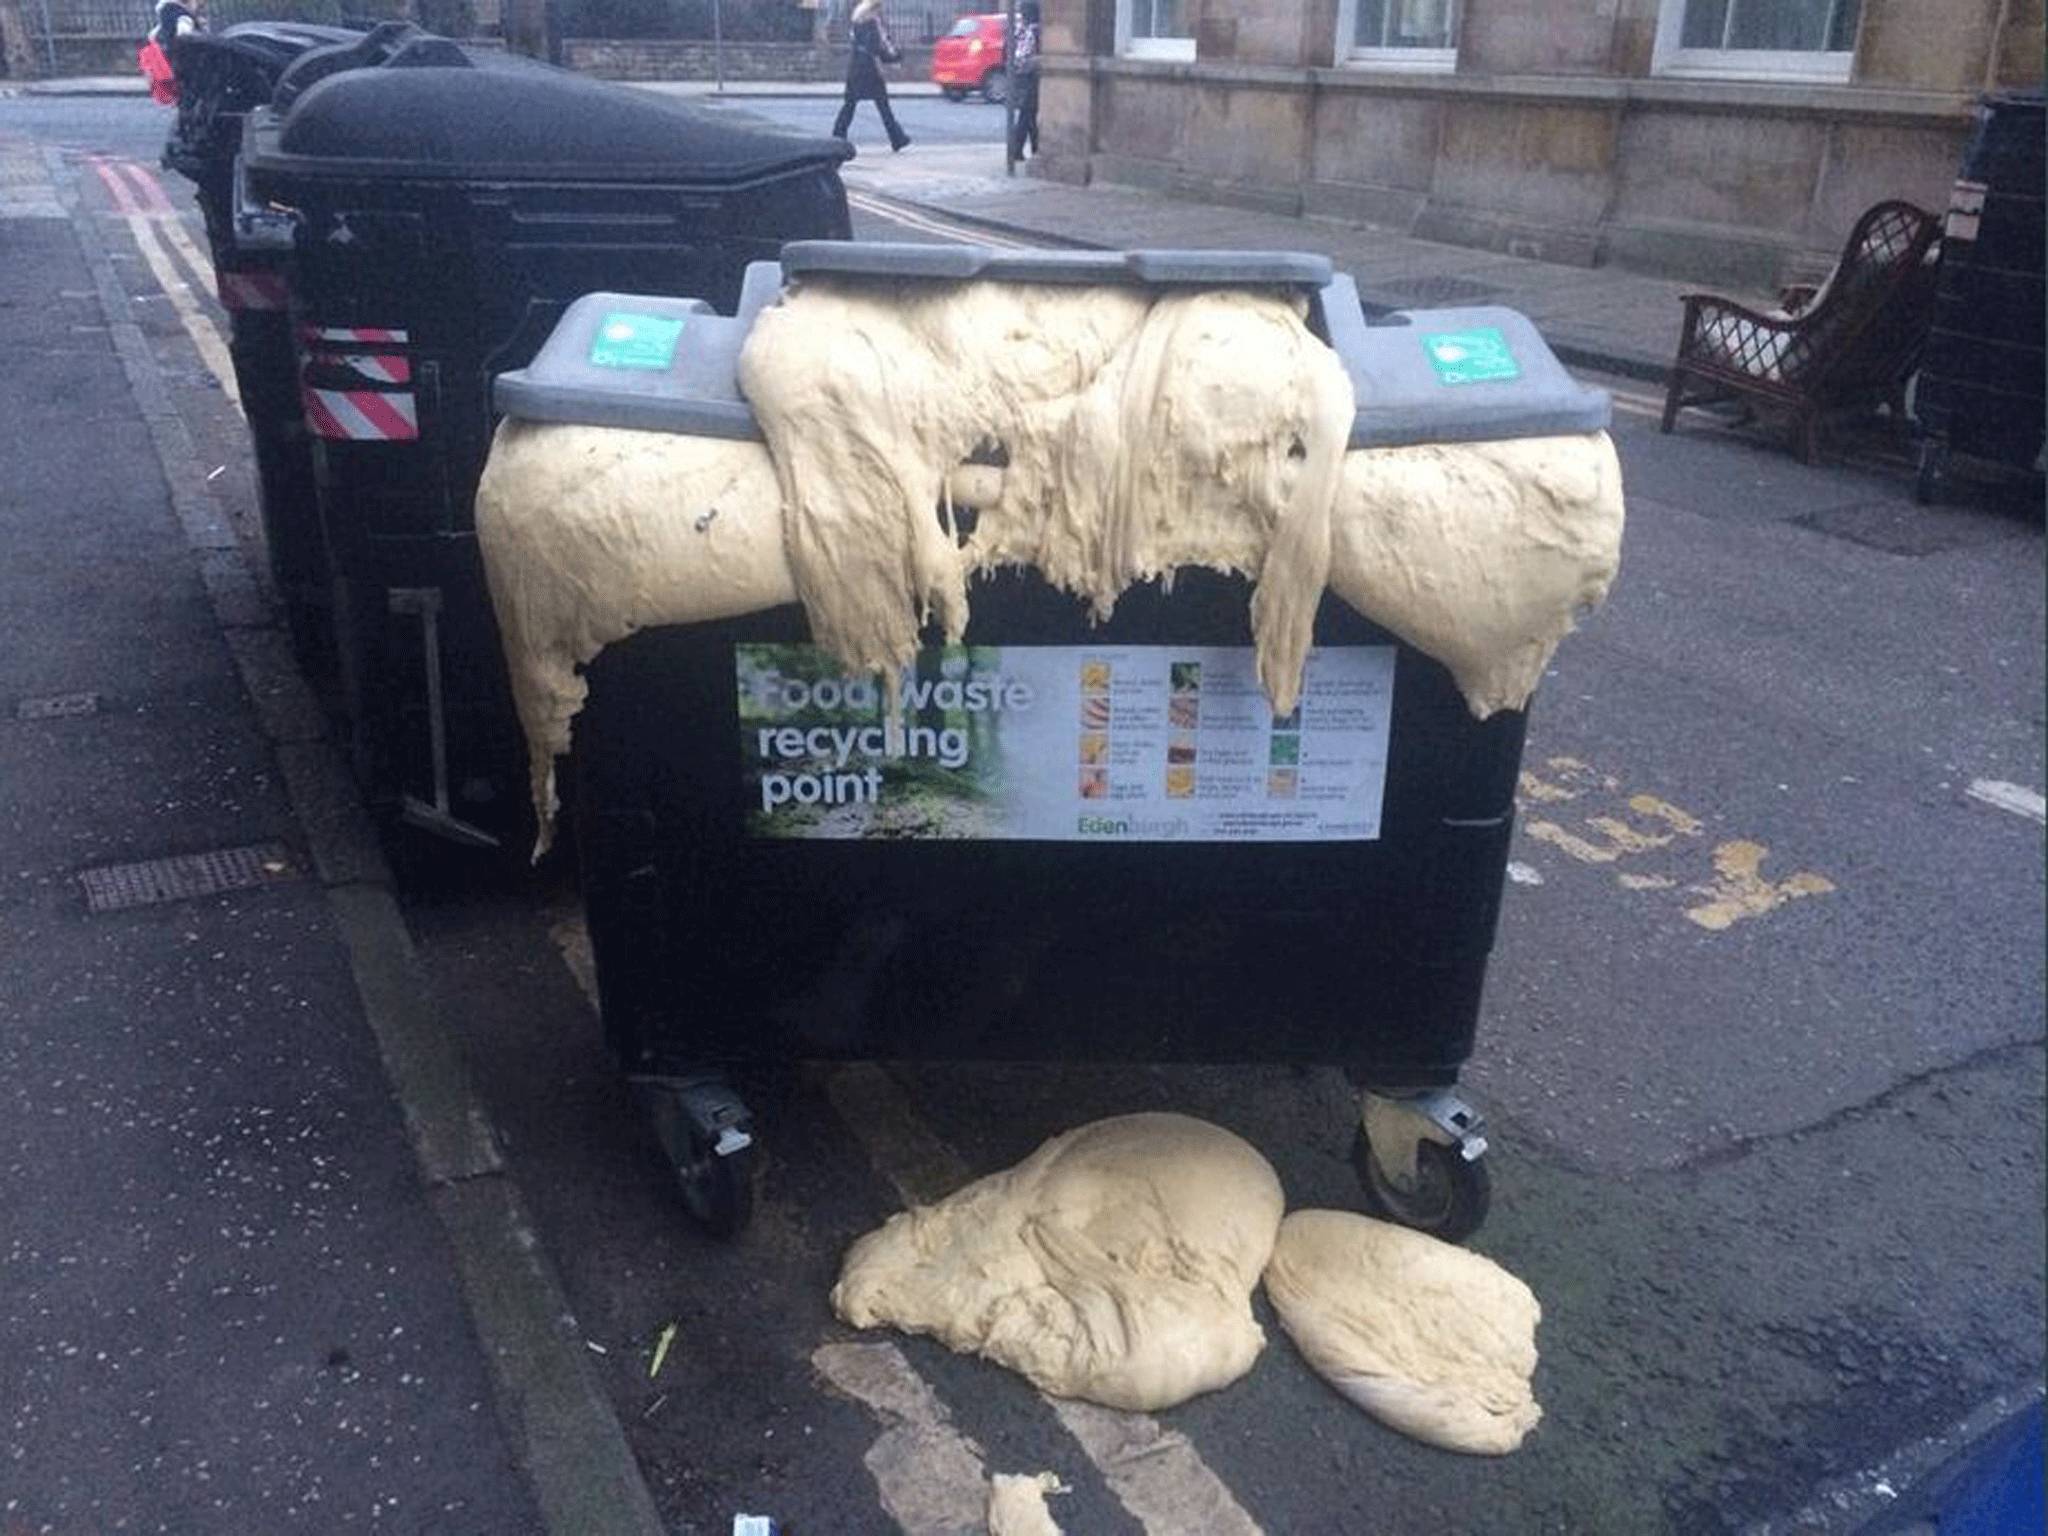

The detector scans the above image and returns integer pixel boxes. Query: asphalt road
[4,89,2042,1536]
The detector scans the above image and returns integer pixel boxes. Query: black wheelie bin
[1914,89,2046,505]
[486,245,1614,1240]
[160,20,360,673]
[240,41,852,852]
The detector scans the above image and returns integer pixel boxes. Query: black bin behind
[1915,89,2046,503]
[161,20,360,671]
[241,56,852,852]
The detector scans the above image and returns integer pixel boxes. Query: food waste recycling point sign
[736,644,1395,842]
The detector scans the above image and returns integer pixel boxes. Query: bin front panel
[577,571,1525,1082]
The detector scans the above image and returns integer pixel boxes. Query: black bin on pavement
[488,245,1613,1240]
[161,21,360,670]
[241,46,852,851]
[1914,89,2046,503]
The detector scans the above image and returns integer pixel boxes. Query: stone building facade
[1035,0,2044,286]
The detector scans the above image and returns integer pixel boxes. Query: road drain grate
[16,692,102,720]
[79,843,300,914]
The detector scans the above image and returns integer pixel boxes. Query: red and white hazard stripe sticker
[217,271,289,311]
[309,350,412,385]
[302,324,411,346]
[302,386,419,441]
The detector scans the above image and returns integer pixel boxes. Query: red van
[931,13,1009,103]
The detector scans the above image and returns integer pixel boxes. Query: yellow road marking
[1585,815,1674,854]
[1518,752,1833,928]
[1517,770,1580,803]
[1684,840,1836,931]
[846,188,1035,250]
[126,213,242,411]
[1525,818,1625,863]
[92,158,241,414]
[1617,873,1676,891]
[1629,794,1705,836]
[155,201,220,298]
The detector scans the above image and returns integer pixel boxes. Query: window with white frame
[1118,0,1194,60]
[1337,0,1459,71]
[1654,0,1862,82]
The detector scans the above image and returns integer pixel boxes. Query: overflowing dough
[475,423,797,851]
[830,1113,1284,1412]
[475,276,1625,853]
[1263,1209,1542,1455]
[987,1472,1068,1536]
[1327,433,1623,715]
[737,278,1356,720]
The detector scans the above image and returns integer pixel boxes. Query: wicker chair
[1661,200,1942,463]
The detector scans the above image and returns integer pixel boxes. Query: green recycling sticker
[590,311,685,371]
[1422,326,1520,385]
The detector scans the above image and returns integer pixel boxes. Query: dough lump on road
[1264,1209,1543,1455]
[831,1113,1285,1412]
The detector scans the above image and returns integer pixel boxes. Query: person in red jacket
[138,0,201,105]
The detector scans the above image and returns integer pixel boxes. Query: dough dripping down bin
[478,244,1616,1242]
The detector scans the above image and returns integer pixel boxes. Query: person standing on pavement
[1008,0,1041,160]
[833,0,912,153]
[148,0,201,46]
[139,0,201,104]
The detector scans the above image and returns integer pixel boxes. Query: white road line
[812,1341,996,1535]
[823,1061,973,1202]
[1049,1400,1264,1536]
[1966,779,2047,826]
[822,1060,1267,1536]
[540,913,1271,1536]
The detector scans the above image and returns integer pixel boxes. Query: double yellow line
[91,155,243,416]
[845,186,1036,251]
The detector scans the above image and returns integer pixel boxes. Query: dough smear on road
[1263,1209,1543,1454]
[831,1113,1285,1412]
[987,1471,1068,1536]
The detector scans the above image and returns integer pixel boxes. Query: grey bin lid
[1320,273,1611,448]
[491,250,1611,450]
[779,240,1334,289]
[491,265,786,441]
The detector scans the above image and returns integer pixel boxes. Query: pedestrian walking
[833,0,912,153]
[1008,0,1041,160]
[138,0,202,104]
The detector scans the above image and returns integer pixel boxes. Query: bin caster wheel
[643,1077,756,1240]
[1353,1089,1492,1243]
[675,1135,755,1240]
[1352,1128,1490,1243]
